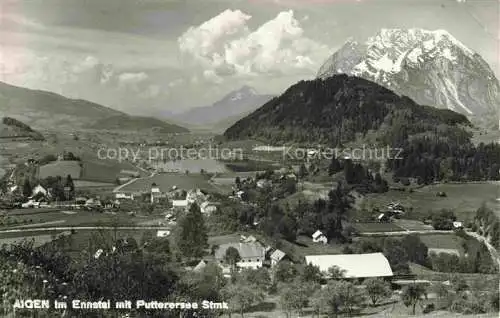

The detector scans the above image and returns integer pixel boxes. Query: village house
[172,199,188,210]
[270,249,286,267]
[186,189,207,205]
[193,260,207,272]
[453,221,463,229]
[115,192,134,200]
[150,184,163,203]
[156,230,171,238]
[312,230,328,244]
[85,198,102,208]
[240,235,257,243]
[30,184,50,200]
[200,201,218,214]
[305,253,393,279]
[235,190,246,200]
[256,179,271,189]
[377,213,391,223]
[215,242,267,269]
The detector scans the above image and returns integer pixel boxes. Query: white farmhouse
[156,230,171,237]
[270,249,286,267]
[312,230,328,244]
[31,184,49,198]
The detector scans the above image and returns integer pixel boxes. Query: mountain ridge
[0,81,124,129]
[88,115,189,133]
[172,86,274,129]
[316,28,499,129]
[0,81,188,133]
[224,74,470,146]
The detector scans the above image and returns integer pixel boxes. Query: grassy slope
[360,182,499,222]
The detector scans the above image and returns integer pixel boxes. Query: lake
[150,158,278,174]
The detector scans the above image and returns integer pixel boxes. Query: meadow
[117,173,218,193]
[361,182,499,222]
[0,209,143,229]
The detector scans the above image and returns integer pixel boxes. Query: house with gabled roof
[270,249,286,267]
[215,242,266,269]
[312,230,328,244]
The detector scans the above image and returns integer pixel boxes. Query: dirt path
[464,231,500,268]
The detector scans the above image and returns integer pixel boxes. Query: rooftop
[215,242,266,260]
[270,249,286,262]
[305,253,393,278]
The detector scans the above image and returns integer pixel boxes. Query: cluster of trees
[1,117,44,140]
[175,203,208,259]
[427,209,457,230]
[210,180,356,245]
[388,140,500,183]
[430,275,499,314]
[346,234,497,275]
[472,204,500,249]
[2,117,35,132]
[0,236,181,317]
[431,229,497,274]
[259,182,354,243]
[31,174,76,201]
[233,170,298,203]
[329,158,389,194]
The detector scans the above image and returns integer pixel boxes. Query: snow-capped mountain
[317,29,499,127]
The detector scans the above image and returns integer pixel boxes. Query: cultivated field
[0,209,145,229]
[81,159,146,183]
[353,222,405,233]
[362,182,499,222]
[73,180,116,188]
[419,234,465,251]
[117,173,218,193]
[39,160,81,179]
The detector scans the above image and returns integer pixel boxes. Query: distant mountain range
[317,28,499,129]
[0,81,188,133]
[171,86,273,131]
[224,74,470,145]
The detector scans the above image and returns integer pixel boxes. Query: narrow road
[464,231,500,268]
[358,230,454,236]
[0,226,171,234]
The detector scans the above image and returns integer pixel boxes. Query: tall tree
[401,235,429,266]
[65,174,75,200]
[402,284,426,315]
[279,280,316,317]
[225,247,241,268]
[176,203,208,259]
[222,283,264,318]
[365,278,392,306]
[22,178,32,198]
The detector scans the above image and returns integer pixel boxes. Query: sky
[0,0,498,117]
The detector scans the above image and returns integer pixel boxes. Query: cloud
[118,72,149,88]
[0,53,171,113]
[178,9,330,78]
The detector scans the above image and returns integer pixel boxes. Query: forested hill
[88,115,189,133]
[224,74,470,146]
